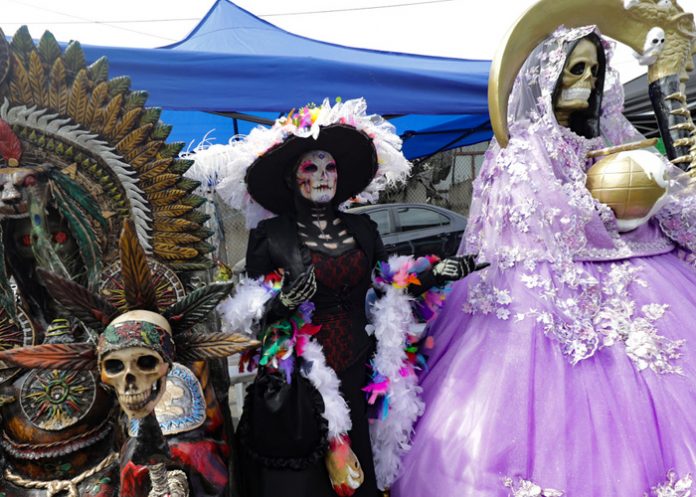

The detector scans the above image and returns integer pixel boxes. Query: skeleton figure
[0,221,258,497]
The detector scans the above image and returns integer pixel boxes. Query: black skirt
[236,355,378,497]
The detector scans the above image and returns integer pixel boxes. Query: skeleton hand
[433,255,489,283]
[325,435,364,497]
[278,266,317,311]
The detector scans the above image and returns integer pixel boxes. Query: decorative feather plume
[0,118,21,165]
[36,268,118,330]
[163,281,234,334]
[0,342,97,370]
[174,332,259,362]
[119,219,158,311]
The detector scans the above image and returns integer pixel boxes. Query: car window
[367,209,393,235]
[397,207,449,232]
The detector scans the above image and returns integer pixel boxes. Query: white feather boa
[368,258,428,490]
[217,276,277,335]
[217,276,352,439]
[300,339,352,439]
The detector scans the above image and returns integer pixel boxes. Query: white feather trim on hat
[185,98,412,228]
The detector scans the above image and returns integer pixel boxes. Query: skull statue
[554,38,599,126]
[99,310,172,420]
[295,150,338,204]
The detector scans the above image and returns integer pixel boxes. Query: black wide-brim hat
[245,124,378,214]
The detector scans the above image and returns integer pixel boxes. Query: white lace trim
[647,471,693,497]
[503,477,563,497]
[574,237,675,261]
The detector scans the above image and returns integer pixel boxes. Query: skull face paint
[99,310,172,420]
[295,150,338,204]
[555,38,599,125]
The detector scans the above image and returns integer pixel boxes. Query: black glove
[433,255,489,284]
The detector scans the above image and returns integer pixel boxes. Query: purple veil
[459,25,687,371]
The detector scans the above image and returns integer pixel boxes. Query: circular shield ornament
[20,369,97,431]
[99,258,186,312]
[0,306,37,384]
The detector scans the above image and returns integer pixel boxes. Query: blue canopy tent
[72,0,491,159]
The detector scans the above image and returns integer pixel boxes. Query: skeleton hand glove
[278,265,317,311]
[325,435,364,497]
[433,255,489,284]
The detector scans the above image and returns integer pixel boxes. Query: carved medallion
[129,362,206,436]
[20,369,97,431]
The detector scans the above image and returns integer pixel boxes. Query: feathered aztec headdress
[186,97,412,227]
[0,220,258,370]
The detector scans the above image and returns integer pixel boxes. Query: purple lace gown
[392,26,696,497]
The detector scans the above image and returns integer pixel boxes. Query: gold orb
[586,150,667,221]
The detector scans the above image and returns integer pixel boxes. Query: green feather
[62,41,86,75]
[27,193,71,280]
[49,179,103,290]
[10,26,34,62]
[37,31,61,66]
[163,281,234,334]
[0,225,17,324]
[49,170,108,231]
[87,56,109,83]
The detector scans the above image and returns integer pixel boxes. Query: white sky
[2,0,696,84]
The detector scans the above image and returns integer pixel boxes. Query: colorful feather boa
[366,255,449,489]
[217,256,450,489]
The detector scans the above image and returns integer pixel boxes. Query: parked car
[347,203,467,259]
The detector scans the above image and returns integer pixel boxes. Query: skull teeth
[122,381,161,411]
[561,87,591,102]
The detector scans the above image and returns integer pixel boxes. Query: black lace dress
[237,213,382,497]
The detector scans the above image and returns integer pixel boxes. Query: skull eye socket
[326,162,337,172]
[570,62,586,75]
[136,355,160,371]
[299,162,318,174]
[104,359,125,375]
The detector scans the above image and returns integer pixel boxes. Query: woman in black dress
[229,100,479,497]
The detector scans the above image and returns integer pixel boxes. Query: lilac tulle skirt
[392,251,696,497]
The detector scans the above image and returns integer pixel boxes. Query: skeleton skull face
[295,150,338,204]
[99,311,171,420]
[0,167,38,218]
[555,38,599,119]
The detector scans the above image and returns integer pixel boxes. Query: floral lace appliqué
[646,471,693,497]
[503,477,563,497]
[467,262,684,374]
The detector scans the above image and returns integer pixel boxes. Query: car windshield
[397,207,448,231]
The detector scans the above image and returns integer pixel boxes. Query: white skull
[295,150,338,204]
[100,311,171,420]
[555,38,599,124]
